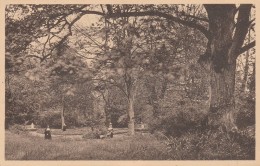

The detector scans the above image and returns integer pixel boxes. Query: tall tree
[6,4,255,132]
[101,4,255,131]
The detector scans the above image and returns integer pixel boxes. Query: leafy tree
[5,4,255,133]
[99,4,255,131]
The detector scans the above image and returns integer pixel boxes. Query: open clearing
[5,130,172,160]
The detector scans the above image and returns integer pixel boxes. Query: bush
[9,124,27,134]
[117,114,128,128]
[235,100,255,129]
[82,125,108,139]
[36,112,61,128]
[236,108,255,129]
[164,129,255,160]
[36,111,81,129]
[149,106,206,137]
[64,111,79,128]
[94,125,108,135]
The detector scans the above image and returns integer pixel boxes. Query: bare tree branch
[181,13,209,22]
[92,78,129,98]
[231,4,253,59]
[41,12,86,61]
[105,10,210,39]
[237,41,255,56]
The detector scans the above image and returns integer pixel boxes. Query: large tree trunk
[125,73,136,135]
[92,90,107,127]
[201,5,252,131]
[208,63,237,130]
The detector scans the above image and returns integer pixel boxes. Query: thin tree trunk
[160,78,168,99]
[241,29,251,92]
[146,77,161,117]
[6,74,12,99]
[61,94,65,130]
[241,51,250,92]
[249,62,255,93]
[99,89,111,126]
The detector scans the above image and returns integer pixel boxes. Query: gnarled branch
[105,10,210,39]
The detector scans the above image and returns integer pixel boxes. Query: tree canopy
[5,4,255,135]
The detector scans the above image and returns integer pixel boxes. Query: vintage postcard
[1,0,259,166]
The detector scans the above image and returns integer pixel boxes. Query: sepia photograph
[4,3,256,162]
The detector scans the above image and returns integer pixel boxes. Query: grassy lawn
[6,126,254,160]
[35,127,129,135]
[36,127,92,135]
[5,131,172,160]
